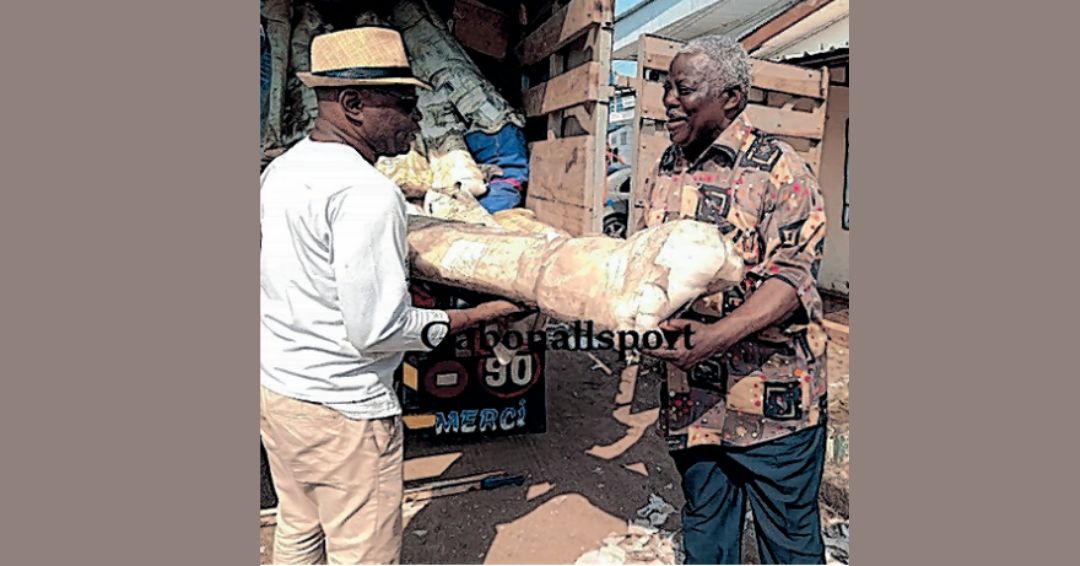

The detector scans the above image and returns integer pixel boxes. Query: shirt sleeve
[328,185,450,354]
[755,152,828,320]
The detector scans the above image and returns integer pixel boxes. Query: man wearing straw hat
[260,27,522,564]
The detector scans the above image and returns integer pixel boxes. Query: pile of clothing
[261,0,529,213]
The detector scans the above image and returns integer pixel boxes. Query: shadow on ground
[400,347,681,565]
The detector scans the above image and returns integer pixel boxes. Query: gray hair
[677,35,752,101]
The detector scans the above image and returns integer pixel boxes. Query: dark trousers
[672,424,827,565]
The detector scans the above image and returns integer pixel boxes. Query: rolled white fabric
[406,216,744,333]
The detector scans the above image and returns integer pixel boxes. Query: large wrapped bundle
[261,0,292,149]
[375,146,432,200]
[389,0,525,134]
[422,186,502,228]
[406,217,744,333]
[284,2,333,146]
[429,149,487,197]
[491,208,569,240]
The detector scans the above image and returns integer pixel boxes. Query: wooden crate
[451,0,514,61]
[518,0,615,236]
[626,34,830,234]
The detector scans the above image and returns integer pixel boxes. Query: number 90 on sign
[480,353,540,398]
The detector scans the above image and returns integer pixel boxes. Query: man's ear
[339,88,365,121]
[723,87,745,115]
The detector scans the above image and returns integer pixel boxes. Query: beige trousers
[260,387,404,565]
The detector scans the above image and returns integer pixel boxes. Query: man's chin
[671,135,691,150]
[668,129,688,146]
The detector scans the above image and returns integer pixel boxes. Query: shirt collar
[680,110,756,170]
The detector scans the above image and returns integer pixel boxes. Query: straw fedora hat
[296,27,432,90]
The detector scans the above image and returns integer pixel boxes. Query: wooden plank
[641,34,682,72]
[628,129,671,233]
[742,0,835,53]
[564,27,596,70]
[627,36,679,235]
[639,81,666,120]
[526,137,593,208]
[523,62,602,117]
[520,0,612,67]
[750,59,825,99]
[452,0,512,60]
[587,22,614,235]
[636,130,671,179]
[527,198,589,235]
[546,50,566,139]
[615,75,636,89]
[565,99,600,134]
[744,105,826,140]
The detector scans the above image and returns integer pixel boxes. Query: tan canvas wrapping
[491,209,569,240]
[422,186,502,228]
[429,149,487,197]
[375,147,432,200]
[406,216,744,333]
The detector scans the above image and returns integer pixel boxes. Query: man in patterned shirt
[644,36,830,564]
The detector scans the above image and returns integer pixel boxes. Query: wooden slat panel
[744,105,826,140]
[526,137,592,208]
[750,59,824,98]
[586,21,614,235]
[523,62,601,117]
[563,104,597,136]
[526,199,588,235]
[520,0,612,67]
[628,129,671,232]
[641,35,681,72]
[452,0,512,60]
[637,130,671,181]
[637,36,823,100]
[639,81,666,120]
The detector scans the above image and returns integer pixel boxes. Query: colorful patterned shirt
[637,111,829,450]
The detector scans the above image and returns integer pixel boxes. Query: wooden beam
[587,22,613,235]
[742,0,834,53]
[523,62,602,117]
[527,198,590,236]
[641,34,682,73]
[750,59,826,99]
[744,105,826,140]
[452,0,512,60]
[628,35,683,235]
[638,81,666,120]
[563,103,597,136]
[519,0,613,67]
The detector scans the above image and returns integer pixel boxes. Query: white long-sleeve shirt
[260,137,449,418]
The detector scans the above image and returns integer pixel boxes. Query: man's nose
[410,106,423,123]
[662,86,678,109]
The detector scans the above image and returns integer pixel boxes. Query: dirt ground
[260,310,851,565]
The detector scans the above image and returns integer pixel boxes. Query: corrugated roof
[613,0,802,59]
[752,0,848,61]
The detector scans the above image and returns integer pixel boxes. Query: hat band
[311,66,415,80]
